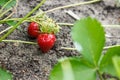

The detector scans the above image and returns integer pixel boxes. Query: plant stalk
[0,27,12,35]
[57,23,73,26]
[0,0,100,24]
[0,17,32,24]
[0,8,12,18]
[61,47,77,50]
[0,0,46,42]
[45,0,101,13]
[0,18,22,23]
[0,0,12,14]
[61,45,120,50]
[57,22,120,28]
[97,70,104,80]
[2,40,37,45]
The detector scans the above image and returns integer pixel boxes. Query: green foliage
[6,21,21,30]
[0,0,47,79]
[71,17,105,66]
[49,17,120,80]
[49,57,96,80]
[112,56,120,79]
[6,21,17,26]
[0,0,16,9]
[0,67,13,80]
[100,46,120,76]
[0,1,16,80]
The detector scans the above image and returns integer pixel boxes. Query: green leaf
[100,46,120,76]
[71,17,105,65]
[6,21,17,26]
[113,56,120,79]
[49,57,97,80]
[0,67,13,80]
[0,0,16,9]
[6,21,21,30]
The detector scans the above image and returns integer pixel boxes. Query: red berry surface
[37,34,56,53]
[28,22,39,38]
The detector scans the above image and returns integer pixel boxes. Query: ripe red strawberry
[37,34,56,53]
[28,22,40,38]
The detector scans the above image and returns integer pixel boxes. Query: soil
[0,0,120,80]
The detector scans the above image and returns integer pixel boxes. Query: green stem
[0,0,100,23]
[0,26,12,35]
[57,22,120,28]
[97,70,104,80]
[0,18,31,24]
[0,15,37,24]
[45,0,101,13]
[0,0,12,14]
[0,8,12,18]
[104,45,120,50]
[98,54,104,67]
[61,45,120,50]
[0,18,22,23]
[3,0,18,20]
[57,23,73,26]
[2,40,37,45]
[0,0,46,42]
[3,11,15,20]
[61,47,77,50]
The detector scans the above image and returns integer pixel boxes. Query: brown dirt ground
[0,0,120,80]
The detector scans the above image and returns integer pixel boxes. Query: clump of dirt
[0,0,120,80]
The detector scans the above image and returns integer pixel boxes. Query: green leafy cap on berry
[38,18,60,34]
[30,10,60,34]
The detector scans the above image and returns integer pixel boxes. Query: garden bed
[0,0,120,80]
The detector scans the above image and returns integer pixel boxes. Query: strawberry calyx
[30,11,60,34]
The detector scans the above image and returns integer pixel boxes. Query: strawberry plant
[0,0,100,53]
[0,0,120,80]
[0,0,17,80]
[26,10,60,52]
[0,0,46,79]
[49,17,120,80]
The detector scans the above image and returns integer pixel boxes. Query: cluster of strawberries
[27,16,59,53]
